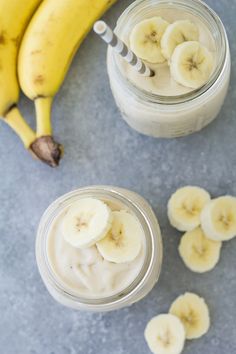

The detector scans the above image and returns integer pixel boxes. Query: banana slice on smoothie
[168,186,211,232]
[170,41,214,89]
[130,17,169,63]
[96,210,142,263]
[161,20,199,60]
[169,292,210,339]
[144,314,186,354]
[201,196,236,241]
[178,227,222,273]
[62,198,113,248]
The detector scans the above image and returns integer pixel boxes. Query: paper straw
[93,21,155,77]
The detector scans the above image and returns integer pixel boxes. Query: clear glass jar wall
[107,0,230,138]
[36,186,162,311]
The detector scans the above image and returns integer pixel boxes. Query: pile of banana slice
[62,197,143,263]
[168,186,236,273]
[130,17,214,89]
[145,292,210,354]
[144,186,236,354]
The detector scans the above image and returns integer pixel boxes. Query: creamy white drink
[107,0,230,138]
[46,199,146,298]
[36,186,163,311]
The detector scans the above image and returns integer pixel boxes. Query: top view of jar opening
[107,0,230,138]
[36,186,162,312]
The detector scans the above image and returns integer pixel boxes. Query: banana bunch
[168,186,236,273]
[0,0,116,166]
[145,292,210,354]
[130,17,214,89]
[17,0,116,166]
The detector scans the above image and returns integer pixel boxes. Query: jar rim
[36,186,162,310]
[112,0,228,105]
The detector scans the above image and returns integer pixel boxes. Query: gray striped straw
[93,21,155,77]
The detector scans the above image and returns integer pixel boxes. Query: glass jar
[36,186,162,312]
[107,0,230,138]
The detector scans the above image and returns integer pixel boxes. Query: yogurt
[47,202,145,298]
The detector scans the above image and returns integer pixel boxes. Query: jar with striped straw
[102,0,230,138]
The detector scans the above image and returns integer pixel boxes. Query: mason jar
[107,0,230,138]
[36,186,162,311]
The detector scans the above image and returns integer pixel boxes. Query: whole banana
[0,0,41,152]
[0,0,62,166]
[18,0,117,157]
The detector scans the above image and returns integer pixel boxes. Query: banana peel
[17,0,118,166]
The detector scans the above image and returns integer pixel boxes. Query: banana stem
[35,96,53,137]
[33,96,62,167]
[2,104,62,167]
[4,106,36,148]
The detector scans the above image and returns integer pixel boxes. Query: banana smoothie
[107,0,230,137]
[47,197,146,298]
[36,186,162,311]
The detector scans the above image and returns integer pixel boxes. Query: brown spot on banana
[2,103,17,118]
[31,49,42,55]
[0,31,6,45]
[34,95,46,99]
[11,35,20,47]
[34,74,45,85]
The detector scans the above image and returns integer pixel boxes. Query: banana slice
[161,20,199,60]
[178,227,222,273]
[201,196,236,241]
[62,198,112,248]
[168,186,211,232]
[130,17,169,63]
[170,41,214,89]
[169,292,210,339]
[144,314,186,354]
[96,210,142,263]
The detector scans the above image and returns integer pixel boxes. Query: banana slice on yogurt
[169,292,210,340]
[96,210,142,263]
[201,196,236,241]
[178,227,222,273]
[168,186,211,232]
[130,17,169,63]
[161,20,199,60]
[62,198,113,248]
[144,314,186,354]
[170,41,214,89]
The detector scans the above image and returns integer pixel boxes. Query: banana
[178,227,222,273]
[0,0,44,157]
[168,186,211,232]
[18,0,117,156]
[161,20,199,60]
[62,198,113,249]
[200,196,236,241]
[96,210,143,263]
[144,314,186,354]
[129,17,169,63]
[170,41,214,89]
[169,292,210,340]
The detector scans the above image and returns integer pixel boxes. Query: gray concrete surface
[0,1,236,353]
